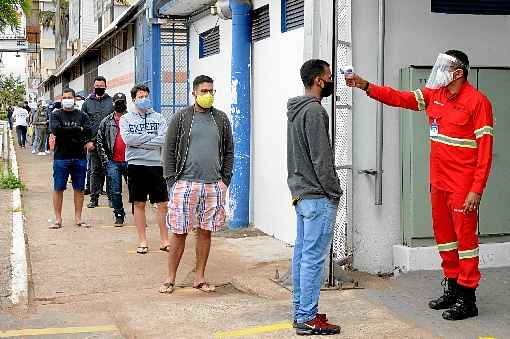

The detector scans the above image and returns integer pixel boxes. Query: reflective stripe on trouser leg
[450,191,480,288]
[431,187,460,279]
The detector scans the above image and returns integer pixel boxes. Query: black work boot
[442,285,478,320]
[429,278,458,310]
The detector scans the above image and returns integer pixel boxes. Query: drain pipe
[375,0,385,205]
[229,0,252,228]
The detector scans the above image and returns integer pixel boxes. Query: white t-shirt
[12,107,29,127]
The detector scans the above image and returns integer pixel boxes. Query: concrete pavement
[1,143,503,338]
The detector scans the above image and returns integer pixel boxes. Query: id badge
[430,120,439,137]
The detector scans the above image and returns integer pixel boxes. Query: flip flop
[48,222,62,229]
[136,246,148,254]
[193,282,216,293]
[159,282,174,294]
[76,222,91,228]
[160,245,170,252]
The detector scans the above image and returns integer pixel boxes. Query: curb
[8,130,28,306]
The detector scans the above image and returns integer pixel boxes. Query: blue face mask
[135,97,152,110]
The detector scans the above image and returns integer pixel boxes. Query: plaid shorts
[167,180,227,234]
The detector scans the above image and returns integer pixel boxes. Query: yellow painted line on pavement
[214,321,293,338]
[479,337,496,339]
[95,206,111,209]
[0,325,118,337]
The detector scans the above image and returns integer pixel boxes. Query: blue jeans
[106,160,128,217]
[31,128,40,152]
[292,197,338,323]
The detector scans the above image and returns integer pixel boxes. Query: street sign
[0,39,28,52]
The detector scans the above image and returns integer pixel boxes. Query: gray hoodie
[287,95,342,202]
[119,109,167,167]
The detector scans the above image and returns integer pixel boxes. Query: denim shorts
[53,159,87,192]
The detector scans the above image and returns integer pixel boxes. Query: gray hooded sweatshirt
[287,95,342,202]
[119,109,167,167]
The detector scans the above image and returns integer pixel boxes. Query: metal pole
[229,0,252,229]
[375,0,385,205]
[327,0,338,288]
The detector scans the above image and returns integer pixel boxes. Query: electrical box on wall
[400,66,510,247]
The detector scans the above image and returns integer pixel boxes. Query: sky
[0,51,27,81]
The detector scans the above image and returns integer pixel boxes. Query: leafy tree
[0,74,26,112]
[0,0,31,34]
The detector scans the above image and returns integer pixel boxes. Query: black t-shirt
[50,109,92,160]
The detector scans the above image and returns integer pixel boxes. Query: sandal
[136,246,148,254]
[193,282,216,293]
[49,222,62,229]
[160,245,170,252]
[159,282,175,294]
[76,222,90,228]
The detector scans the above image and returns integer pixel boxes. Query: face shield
[425,53,466,89]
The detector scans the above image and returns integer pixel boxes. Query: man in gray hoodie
[119,84,170,254]
[287,59,342,336]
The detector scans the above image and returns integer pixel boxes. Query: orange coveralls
[367,81,493,288]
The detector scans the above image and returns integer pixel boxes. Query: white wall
[80,0,97,48]
[69,75,85,94]
[98,47,135,102]
[54,82,63,100]
[188,15,232,114]
[251,0,304,243]
[351,0,510,273]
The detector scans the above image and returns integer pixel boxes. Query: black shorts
[127,164,168,204]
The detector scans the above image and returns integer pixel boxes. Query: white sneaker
[31,150,37,154]
[37,152,47,156]
[45,151,51,154]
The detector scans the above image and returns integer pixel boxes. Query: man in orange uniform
[346,50,493,321]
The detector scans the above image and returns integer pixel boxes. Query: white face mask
[62,98,75,110]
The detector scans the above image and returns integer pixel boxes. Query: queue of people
[10,49,492,336]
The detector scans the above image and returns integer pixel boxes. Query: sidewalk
[0,145,442,338]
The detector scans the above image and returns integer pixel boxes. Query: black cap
[112,92,127,103]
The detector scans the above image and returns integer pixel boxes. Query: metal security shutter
[282,0,304,32]
[252,5,270,42]
[431,0,510,15]
[199,26,220,58]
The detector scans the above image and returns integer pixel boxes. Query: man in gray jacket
[120,84,169,254]
[81,76,113,207]
[287,59,342,335]
[160,75,234,294]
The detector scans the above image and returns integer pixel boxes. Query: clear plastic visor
[425,53,459,89]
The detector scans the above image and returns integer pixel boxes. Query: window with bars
[431,0,510,14]
[199,26,220,58]
[281,0,304,33]
[252,5,270,42]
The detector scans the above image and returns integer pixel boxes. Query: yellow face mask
[196,92,214,109]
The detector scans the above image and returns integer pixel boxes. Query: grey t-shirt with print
[180,110,221,183]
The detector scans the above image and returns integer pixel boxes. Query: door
[160,21,189,121]
[477,68,510,235]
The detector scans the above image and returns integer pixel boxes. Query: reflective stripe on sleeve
[413,89,426,111]
[474,126,494,139]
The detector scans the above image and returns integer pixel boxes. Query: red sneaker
[295,315,340,335]
[293,313,328,328]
